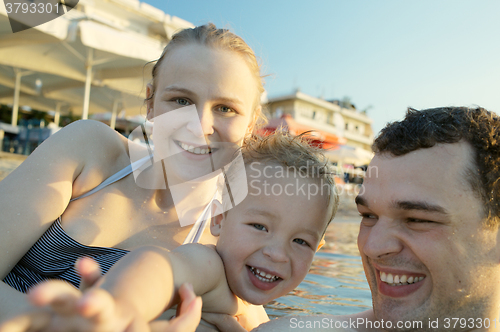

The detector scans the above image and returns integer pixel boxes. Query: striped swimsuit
[3,157,214,293]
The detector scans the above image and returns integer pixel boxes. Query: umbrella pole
[11,69,33,127]
[11,69,22,127]
[82,48,93,120]
[110,100,118,130]
[54,103,62,126]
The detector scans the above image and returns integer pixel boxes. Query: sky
[142,0,500,135]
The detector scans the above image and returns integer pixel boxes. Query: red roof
[257,114,346,149]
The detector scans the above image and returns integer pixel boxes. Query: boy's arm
[96,244,225,322]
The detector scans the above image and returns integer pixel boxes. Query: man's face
[357,141,500,330]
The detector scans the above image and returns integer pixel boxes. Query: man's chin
[372,299,430,330]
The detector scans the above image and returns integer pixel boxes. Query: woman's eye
[217,105,235,114]
[251,224,267,231]
[174,98,190,106]
[293,238,309,247]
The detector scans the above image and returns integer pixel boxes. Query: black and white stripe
[3,217,128,293]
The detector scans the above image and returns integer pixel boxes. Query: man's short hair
[373,107,500,226]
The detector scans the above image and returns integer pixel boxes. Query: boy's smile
[247,265,281,290]
[211,163,330,305]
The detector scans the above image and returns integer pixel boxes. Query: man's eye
[293,238,309,247]
[359,213,377,226]
[407,218,432,223]
[252,224,267,231]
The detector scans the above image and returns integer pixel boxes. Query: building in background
[265,90,374,151]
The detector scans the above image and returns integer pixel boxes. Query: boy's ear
[316,236,326,252]
[210,200,224,237]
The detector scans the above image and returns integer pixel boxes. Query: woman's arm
[0,120,126,322]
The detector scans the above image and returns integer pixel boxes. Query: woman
[0,23,267,330]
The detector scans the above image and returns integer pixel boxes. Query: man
[228,106,500,332]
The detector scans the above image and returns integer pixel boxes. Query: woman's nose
[186,104,214,137]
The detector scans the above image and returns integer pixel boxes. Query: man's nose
[359,217,403,260]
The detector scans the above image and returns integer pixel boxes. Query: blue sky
[142,0,500,135]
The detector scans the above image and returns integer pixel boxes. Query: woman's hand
[0,279,142,332]
[0,256,202,332]
[0,257,105,332]
[149,283,202,332]
[199,304,269,332]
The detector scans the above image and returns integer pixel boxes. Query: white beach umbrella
[0,1,189,126]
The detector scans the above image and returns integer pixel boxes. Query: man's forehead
[367,143,475,180]
[360,142,480,210]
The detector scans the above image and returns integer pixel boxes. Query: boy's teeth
[380,271,425,286]
[250,267,279,283]
[179,142,211,154]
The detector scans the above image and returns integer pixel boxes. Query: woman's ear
[248,105,261,134]
[146,83,155,121]
[210,200,224,237]
[316,236,326,252]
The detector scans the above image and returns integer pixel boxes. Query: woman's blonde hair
[148,23,267,129]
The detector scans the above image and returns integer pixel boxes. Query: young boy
[15,132,339,331]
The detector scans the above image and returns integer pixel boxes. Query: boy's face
[211,162,330,305]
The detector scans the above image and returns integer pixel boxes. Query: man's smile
[380,271,425,286]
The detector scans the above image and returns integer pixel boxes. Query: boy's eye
[293,238,309,247]
[251,224,267,231]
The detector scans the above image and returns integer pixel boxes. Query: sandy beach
[0,152,26,181]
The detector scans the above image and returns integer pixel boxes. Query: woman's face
[147,43,260,184]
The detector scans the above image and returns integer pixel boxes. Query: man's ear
[146,83,155,121]
[316,236,326,252]
[210,200,224,237]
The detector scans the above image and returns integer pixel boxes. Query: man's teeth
[380,271,425,286]
[179,142,211,155]
[250,267,279,283]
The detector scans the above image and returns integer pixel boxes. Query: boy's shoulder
[175,243,217,256]
[173,243,224,276]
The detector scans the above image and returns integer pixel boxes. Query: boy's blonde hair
[234,131,339,226]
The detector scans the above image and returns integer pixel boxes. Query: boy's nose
[262,243,289,263]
